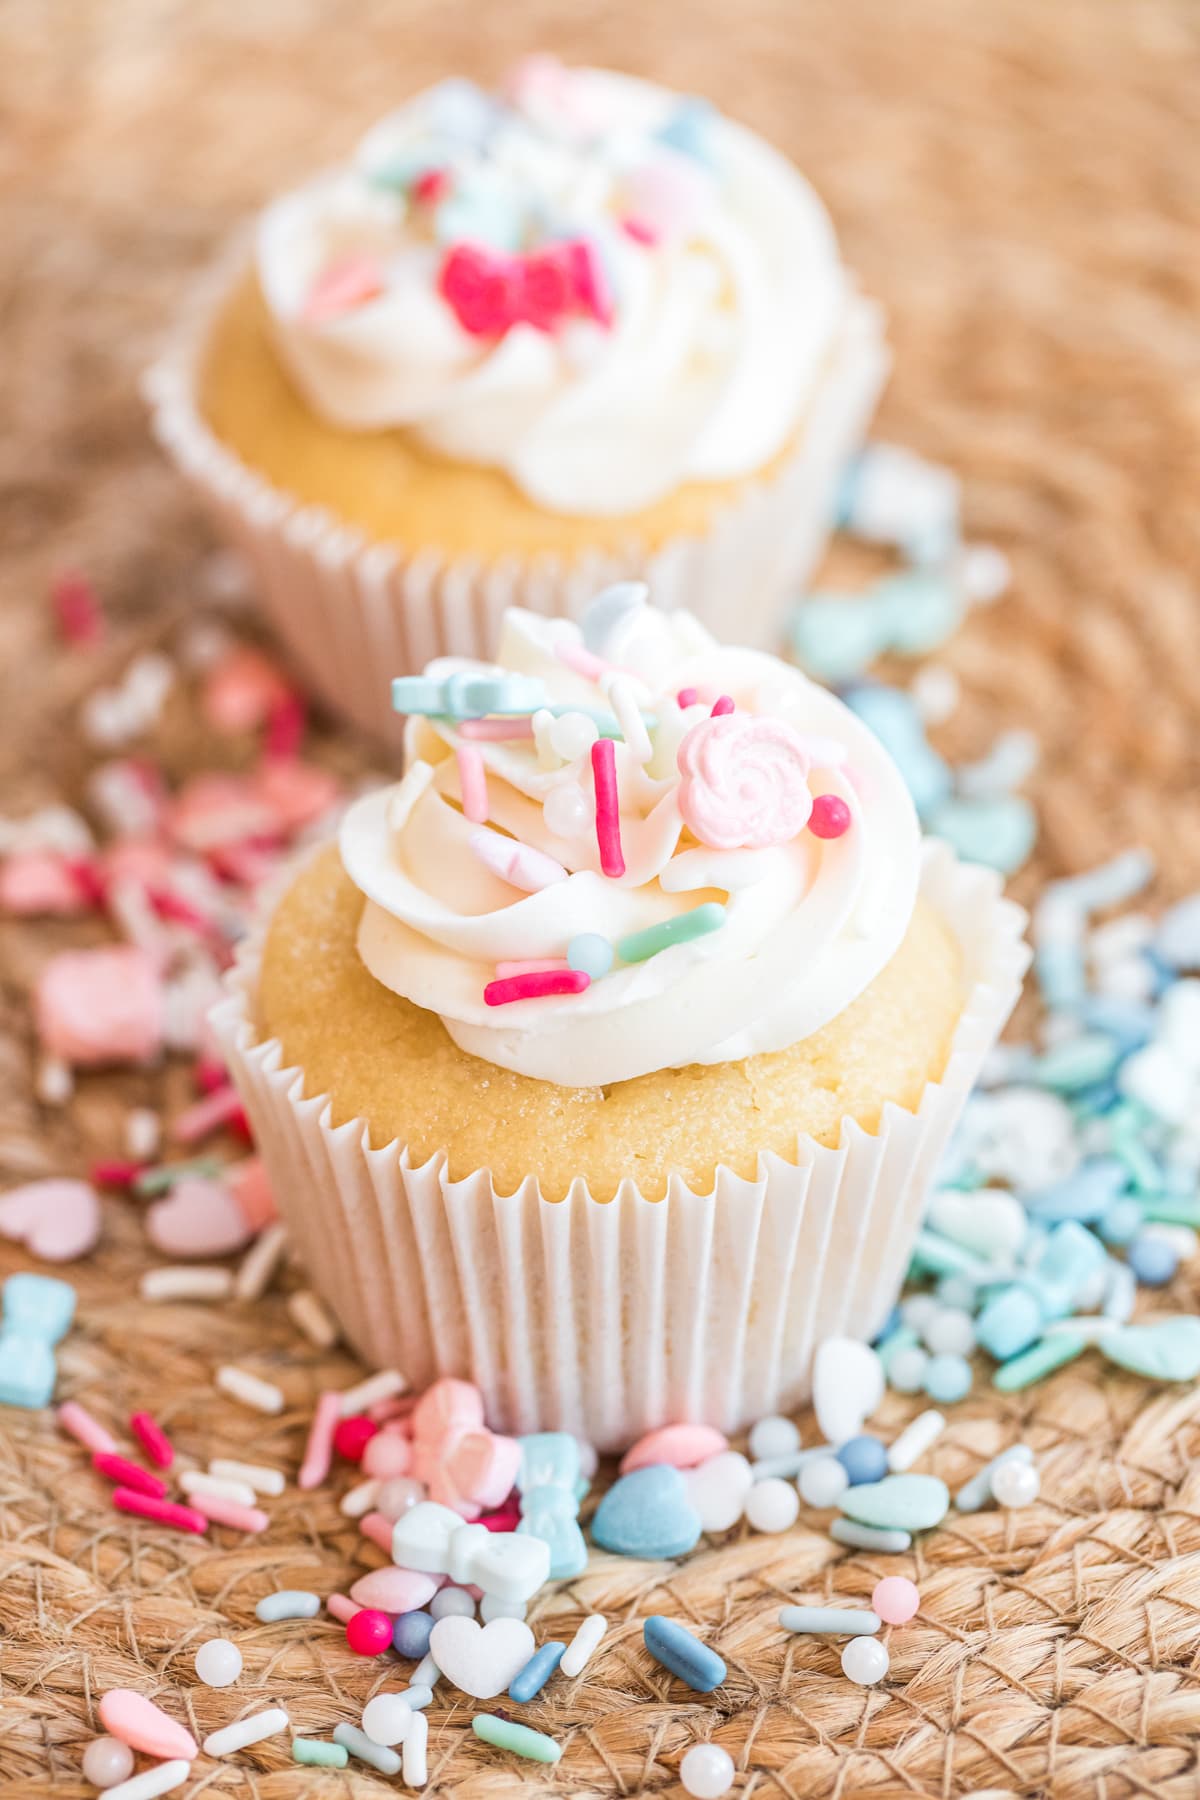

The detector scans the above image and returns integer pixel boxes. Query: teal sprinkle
[909,1230,993,1282]
[617,903,725,964]
[992,1331,1089,1392]
[472,1715,562,1764]
[1140,1195,1200,1227]
[292,1739,349,1768]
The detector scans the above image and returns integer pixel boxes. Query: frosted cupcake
[215,589,1026,1448]
[149,58,887,744]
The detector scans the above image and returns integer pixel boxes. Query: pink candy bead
[808,792,853,840]
[254,759,340,833]
[619,1422,729,1475]
[334,1415,380,1463]
[203,646,292,734]
[871,1576,920,1625]
[35,945,162,1066]
[0,850,88,917]
[346,1607,393,1656]
[362,1424,412,1479]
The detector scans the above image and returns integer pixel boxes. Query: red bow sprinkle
[439,238,614,337]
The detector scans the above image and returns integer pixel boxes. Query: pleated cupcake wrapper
[211,840,1028,1451]
[145,239,888,749]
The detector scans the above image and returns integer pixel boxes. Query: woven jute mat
[4,1,1200,1795]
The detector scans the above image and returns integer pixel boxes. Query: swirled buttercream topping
[256,59,846,515]
[338,593,921,1087]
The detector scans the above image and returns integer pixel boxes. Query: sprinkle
[411,1651,441,1689]
[334,1722,401,1775]
[393,671,543,719]
[209,1457,286,1497]
[495,958,570,978]
[100,1761,190,1800]
[340,1477,381,1517]
[828,1519,913,1552]
[326,1593,359,1624]
[299,1390,342,1491]
[190,1491,270,1533]
[111,1489,207,1534]
[51,569,105,645]
[170,1083,247,1145]
[124,1108,161,1162]
[333,1413,379,1460]
[617,903,725,964]
[603,675,653,762]
[456,716,535,740]
[509,1640,566,1702]
[303,253,384,323]
[560,1613,607,1677]
[203,1708,290,1757]
[677,687,700,708]
[92,1160,144,1189]
[456,744,489,823]
[993,1331,1089,1391]
[58,1400,117,1455]
[347,1608,394,1655]
[403,1707,429,1787]
[180,1471,258,1507]
[293,1739,349,1768]
[470,826,568,892]
[256,1590,320,1622]
[779,1606,882,1636]
[215,1365,285,1414]
[360,1510,396,1552]
[473,1714,562,1764]
[954,1444,1034,1513]
[555,638,611,681]
[129,1411,173,1469]
[567,933,614,979]
[808,793,853,840]
[93,1453,167,1498]
[710,694,735,716]
[234,1221,289,1300]
[485,970,590,1006]
[643,1616,726,1693]
[339,1368,408,1415]
[288,1288,339,1348]
[132,1158,223,1197]
[886,1409,946,1472]
[140,1266,234,1302]
[591,737,625,877]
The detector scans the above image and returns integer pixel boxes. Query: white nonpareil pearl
[194,1636,243,1688]
[82,1737,136,1788]
[747,1415,800,1461]
[990,1459,1041,1509]
[743,1477,799,1533]
[841,1635,890,1686]
[798,1456,849,1509]
[361,1692,413,1748]
[680,1741,736,1799]
[429,1585,476,1620]
[543,780,592,840]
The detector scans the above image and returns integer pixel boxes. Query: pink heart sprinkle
[145,1177,253,1259]
[0,1178,101,1263]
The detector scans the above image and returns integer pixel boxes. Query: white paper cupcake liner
[145,243,888,749]
[211,841,1028,1451]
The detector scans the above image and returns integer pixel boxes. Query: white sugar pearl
[990,1459,1041,1509]
[798,1456,849,1509]
[887,1346,930,1394]
[548,711,598,762]
[743,1477,799,1533]
[842,1635,890,1686]
[82,1736,136,1788]
[430,1585,475,1620]
[194,1636,243,1688]
[680,1742,735,1799]
[901,1294,941,1333]
[748,1415,800,1461]
[543,780,592,839]
[362,1692,413,1747]
[922,1307,976,1358]
[576,1439,598,1480]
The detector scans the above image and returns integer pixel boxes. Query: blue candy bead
[509,1641,566,1703]
[835,1435,889,1485]
[976,1285,1043,1361]
[1128,1234,1178,1288]
[1099,1197,1143,1247]
[392,1610,435,1660]
[643,1616,726,1692]
[567,934,614,979]
[923,1353,972,1403]
[790,596,884,683]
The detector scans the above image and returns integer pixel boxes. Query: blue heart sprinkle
[590,1464,701,1560]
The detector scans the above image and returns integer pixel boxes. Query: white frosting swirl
[339,601,921,1087]
[256,65,846,515]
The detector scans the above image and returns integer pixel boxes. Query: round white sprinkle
[480,1593,526,1622]
[362,1693,413,1748]
[747,1415,800,1462]
[922,1307,976,1357]
[429,1585,476,1621]
[842,1635,890,1686]
[548,710,599,762]
[798,1456,850,1509]
[991,1459,1041,1509]
[743,1477,800,1534]
[195,1636,243,1688]
[680,1741,736,1799]
[82,1736,135,1788]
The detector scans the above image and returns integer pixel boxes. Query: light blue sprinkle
[779,1606,881,1636]
[976,1285,1043,1361]
[643,1615,726,1692]
[655,98,716,165]
[580,581,648,654]
[0,1272,77,1408]
[749,1446,835,1481]
[423,77,499,146]
[1155,893,1200,971]
[836,1435,889,1485]
[1036,941,1088,1010]
[1077,997,1155,1055]
[509,1641,566,1703]
[923,1352,972,1403]
[256,1590,321,1622]
[1030,1220,1107,1319]
[392,671,544,719]
[1128,1232,1178,1287]
[791,594,886,683]
[844,685,952,818]
[829,1518,913,1553]
[838,1472,950,1532]
[955,730,1040,800]
[400,1684,434,1711]
[567,934,614,979]
[1032,1034,1122,1094]
[1102,1259,1137,1322]
[333,1724,401,1776]
[1023,1158,1126,1224]
[1049,850,1155,916]
[1102,1317,1200,1381]
[928,794,1037,876]
[1098,1196,1143,1246]
[434,183,527,253]
[882,568,964,655]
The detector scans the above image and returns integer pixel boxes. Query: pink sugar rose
[677,713,813,850]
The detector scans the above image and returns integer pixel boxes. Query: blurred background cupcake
[148,57,887,746]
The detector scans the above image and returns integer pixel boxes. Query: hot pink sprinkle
[264,693,307,760]
[456,744,489,824]
[299,1391,342,1492]
[477,1503,522,1532]
[567,237,614,327]
[555,639,610,682]
[90,1160,143,1189]
[147,886,219,940]
[359,1511,395,1553]
[457,717,535,741]
[51,569,104,646]
[327,1592,359,1625]
[59,1400,118,1455]
[808,793,853,839]
[303,253,384,324]
[193,1056,228,1095]
[112,1488,207,1535]
[171,1083,247,1146]
[591,737,625,878]
[494,959,570,979]
[129,1411,174,1470]
[189,1491,270,1534]
[620,216,660,245]
[93,1452,168,1499]
[676,687,699,709]
[484,970,590,1007]
[711,695,735,716]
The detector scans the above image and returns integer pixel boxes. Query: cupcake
[148,58,888,745]
[214,587,1027,1449]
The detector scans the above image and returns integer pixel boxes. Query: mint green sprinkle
[617,903,725,964]
[993,1331,1089,1392]
[910,1230,992,1281]
[132,1157,223,1196]
[1034,1034,1121,1094]
[1140,1195,1200,1227]
[292,1739,349,1767]
[472,1714,562,1764]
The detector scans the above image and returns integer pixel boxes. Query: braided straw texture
[3,1,1200,1795]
